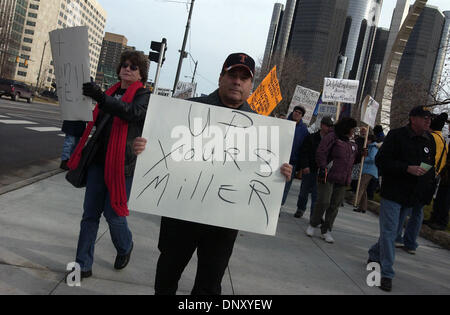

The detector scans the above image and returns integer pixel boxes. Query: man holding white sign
[132,53,293,295]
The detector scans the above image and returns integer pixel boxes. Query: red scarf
[68,81,144,217]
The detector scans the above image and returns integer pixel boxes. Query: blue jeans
[368,198,412,279]
[282,165,297,205]
[297,172,318,216]
[61,135,80,161]
[395,204,424,250]
[76,164,133,272]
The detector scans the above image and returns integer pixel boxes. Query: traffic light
[149,38,167,65]
[24,59,28,66]
[15,56,20,63]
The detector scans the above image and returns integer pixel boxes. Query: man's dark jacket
[298,131,322,173]
[376,125,436,207]
[87,87,150,177]
[190,89,255,113]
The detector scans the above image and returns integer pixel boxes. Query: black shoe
[294,210,304,218]
[81,270,92,279]
[65,269,92,285]
[60,160,69,170]
[379,277,392,292]
[114,242,133,270]
[367,259,380,265]
[354,208,362,212]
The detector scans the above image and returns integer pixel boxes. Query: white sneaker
[321,232,334,243]
[306,225,315,237]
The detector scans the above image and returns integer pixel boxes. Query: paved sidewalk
[0,173,449,295]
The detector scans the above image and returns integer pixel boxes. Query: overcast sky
[96,0,450,96]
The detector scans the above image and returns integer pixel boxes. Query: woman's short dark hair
[334,117,357,137]
[116,50,149,84]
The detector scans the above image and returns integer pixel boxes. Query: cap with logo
[222,53,255,78]
[409,106,432,117]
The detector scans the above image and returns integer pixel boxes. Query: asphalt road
[0,97,64,187]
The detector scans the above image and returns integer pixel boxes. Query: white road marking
[0,120,37,125]
[26,127,61,132]
[0,115,9,118]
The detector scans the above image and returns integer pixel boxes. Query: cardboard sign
[129,95,295,235]
[361,96,379,128]
[173,81,197,99]
[49,26,92,121]
[288,85,320,125]
[322,78,360,104]
[248,66,282,116]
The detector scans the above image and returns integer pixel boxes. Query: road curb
[0,169,64,196]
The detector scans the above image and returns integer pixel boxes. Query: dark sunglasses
[121,63,138,71]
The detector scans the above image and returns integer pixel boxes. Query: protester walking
[66,51,150,280]
[354,134,379,214]
[305,117,359,243]
[368,106,436,292]
[281,106,309,206]
[294,116,334,219]
[133,53,292,295]
[60,120,86,170]
[396,113,448,253]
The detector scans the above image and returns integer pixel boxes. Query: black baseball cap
[222,53,255,78]
[321,116,334,127]
[409,106,432,117]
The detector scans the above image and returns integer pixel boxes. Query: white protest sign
[288,85,320,125]
[49,26,92,121]
[317,104,337,119]
[361,96,379,128]
[173,81,197,99]
[129,95,295,235]
[322,78,360,104]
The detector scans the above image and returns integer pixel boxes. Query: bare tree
[273,53,310,117]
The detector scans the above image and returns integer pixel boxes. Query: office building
[260,3,284,80]
[390,5,445,128]
[364,27,389,98]
[0,0,106,90]
[284,0,350,92]
[431,11,450,99]
[95,32,128,89]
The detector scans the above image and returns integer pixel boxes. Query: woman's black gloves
[82,81,105,104]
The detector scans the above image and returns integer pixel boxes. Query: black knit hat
[430,113,448,131]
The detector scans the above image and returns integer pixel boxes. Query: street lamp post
[173,0,195,94]
[36,41,48,93]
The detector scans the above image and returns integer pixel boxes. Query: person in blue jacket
[354,134,379,213]
[281,106,310,206]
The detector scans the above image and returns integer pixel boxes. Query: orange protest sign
[247,66,282,116]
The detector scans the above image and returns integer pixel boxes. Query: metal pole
[173,0,195,94]
[191,60,198,84]
[153,38,167,95]
[191,60,198,97]
[36,41,48,93]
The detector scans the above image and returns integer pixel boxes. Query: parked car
[40,90,58,101]
[0,78,33,103]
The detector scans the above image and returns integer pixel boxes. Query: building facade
[431,10,450,99]
[0,0,106,90]
[390,5,445,128]
[285,0,350,92]
[95,32,128,89]
[364,27,389,98]
[260,3,284,80]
